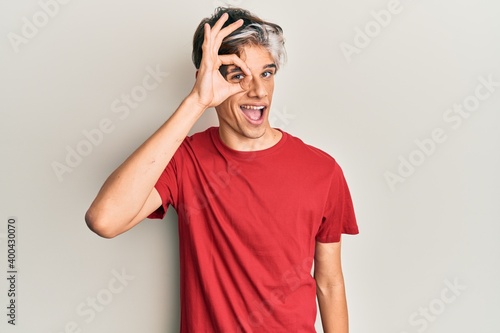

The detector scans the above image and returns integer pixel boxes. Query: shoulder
[176,127,217,152]
[169,127,218,166]
[185,127,216,144]
[282,131,339,168]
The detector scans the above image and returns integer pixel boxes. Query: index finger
[208,14,244,47]
[211,13,243,36]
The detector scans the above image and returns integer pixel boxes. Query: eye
[230,73,245,82]
[262,71,275,79]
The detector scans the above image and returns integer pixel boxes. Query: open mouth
[240,105,266,123]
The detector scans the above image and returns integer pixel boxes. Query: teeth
[241,105,265,110]
[240,105,264,121]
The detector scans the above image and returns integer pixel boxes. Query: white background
[1,0,499,332]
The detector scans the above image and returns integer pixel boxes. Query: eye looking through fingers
[220,65,245,82]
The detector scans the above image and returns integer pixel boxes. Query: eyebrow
[226,63,277,74]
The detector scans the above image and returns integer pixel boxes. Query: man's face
[216,45,277,147]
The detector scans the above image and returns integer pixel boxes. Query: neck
[218,126,282,152]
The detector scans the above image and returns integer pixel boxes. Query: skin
[85,12,348,332]
[315,241,349,333]
[215,45,282,151]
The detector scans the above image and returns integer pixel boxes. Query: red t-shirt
[149,127,358,333]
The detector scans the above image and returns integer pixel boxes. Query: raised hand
[86,14,253,239]
[190,13,252,110]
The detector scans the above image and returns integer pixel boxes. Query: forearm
[316,278,349,333]
[86,15,250,238]
[85,94,205,237]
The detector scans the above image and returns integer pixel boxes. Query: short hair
[192,7,286,71]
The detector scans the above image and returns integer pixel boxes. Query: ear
[195,70,199,79]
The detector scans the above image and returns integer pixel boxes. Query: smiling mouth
[240,105,266,122]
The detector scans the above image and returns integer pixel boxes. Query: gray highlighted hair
[192,7,286,71]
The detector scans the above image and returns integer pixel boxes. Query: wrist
[181,93,209,116]
[184,92,211,115]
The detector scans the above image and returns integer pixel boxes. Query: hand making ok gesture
[190,13,253,110]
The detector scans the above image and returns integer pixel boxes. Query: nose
[247,76,267,99]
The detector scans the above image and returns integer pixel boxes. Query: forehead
[237,45,275,67]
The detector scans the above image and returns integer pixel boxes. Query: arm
[314,240,349,333]
[85,13,252,238]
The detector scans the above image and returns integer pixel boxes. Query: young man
[85,7,359,333]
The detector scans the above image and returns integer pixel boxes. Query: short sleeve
[147,150,180,220]
[315,163,359,243]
